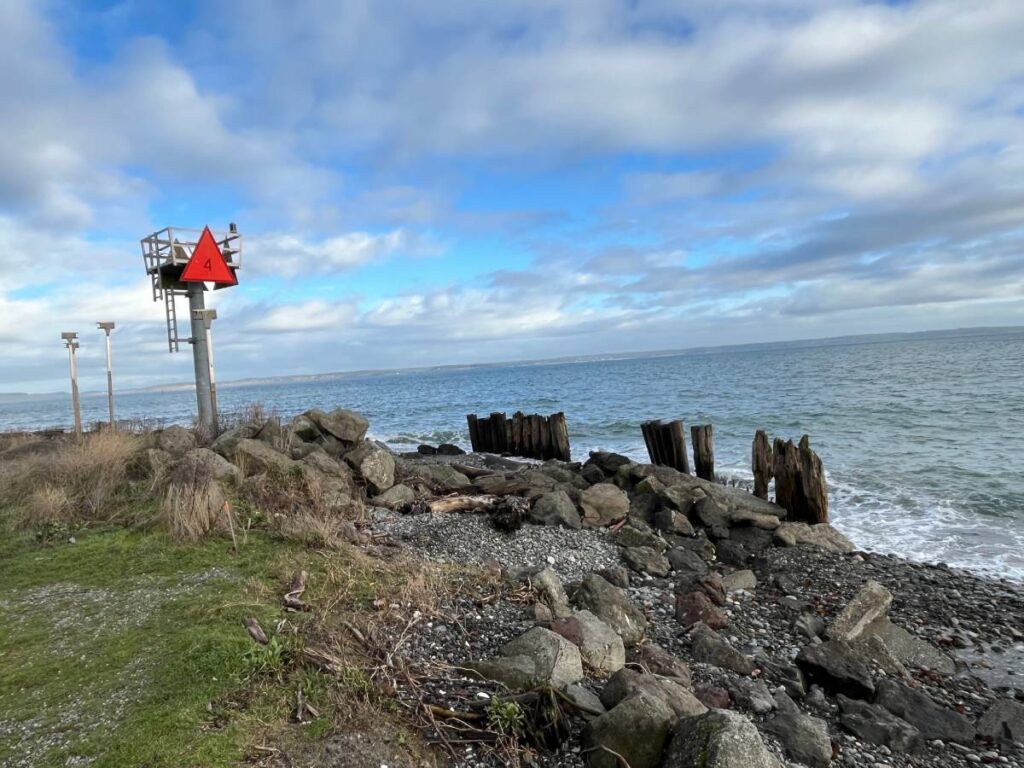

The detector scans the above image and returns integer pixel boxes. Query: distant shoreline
[2,324,1021,402]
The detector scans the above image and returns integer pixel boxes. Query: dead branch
[243,616,269,645]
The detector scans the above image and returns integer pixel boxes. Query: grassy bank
[0,524,445,767]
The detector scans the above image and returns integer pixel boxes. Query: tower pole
[187,284,214,436]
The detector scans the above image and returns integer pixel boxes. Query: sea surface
[3,331,1023,582]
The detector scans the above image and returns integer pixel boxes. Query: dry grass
[160,457,231,542]
[243,465,365,548]
[0,431,141,528]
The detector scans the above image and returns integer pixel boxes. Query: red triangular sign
[181,226,238,285]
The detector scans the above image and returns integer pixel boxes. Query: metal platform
[141,226,242,352]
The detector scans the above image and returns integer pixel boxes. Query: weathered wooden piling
[466,411,571,461]
[771,434,828,523]
[691,424,715,481]
[752,430,773,499]
[641,419,691,474]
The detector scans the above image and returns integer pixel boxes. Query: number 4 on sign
[181,226,238,286]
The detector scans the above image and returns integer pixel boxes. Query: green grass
[0,527,310,768]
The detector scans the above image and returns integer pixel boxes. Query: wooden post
[752,430,772,499]
[490,412,506,453]
[467,414,480,452]
[512,412,525,456]
[691,424,715,481]
[641,420,658,465]
[772,438,806,519]
[799,435,828,523]
[667,419,690,474]
[550,412,571,461]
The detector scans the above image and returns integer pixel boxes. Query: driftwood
[408,495,499,515]
[691,424,715,481]
[284,569,310,611]
[243,616,269,645]
[752,430,773,499]
[641,419,690,473]
[799,435,828,524]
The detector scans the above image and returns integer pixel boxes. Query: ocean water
[3,331,1023,581]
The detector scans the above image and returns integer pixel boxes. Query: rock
[837,695,921,753]
[690,623,755,675]
[579,483,630,527]
[860,618,955,676]
[764,709,833,767]
[490,495,529,531]
[722,569,757,593]
[715,540,750,567]
[222,437,295,477]
[676,591,728,629]
[436,443,465,455]
[564,683,606,719]
[653,508,694,536]
[600,668,706,719]
[551,610,626,674]
[308,408,368,446]
[127,447,174,480]
[631,644,692,688]
[692,495,729,530]
[585,451,634,477]
[695,684,731,709]
[661,485,701,514]
[797,639,874,699]
[416,444,437,455]
[402,463,471,493]
[873,679,974,744]
[581,464,606,485]
[727,677,775,714]
[756,655,807,699]
[666,547,708,577]
[343,440,395,494]
[176,447,243,485]
[774,522,854,554]
[976,699,1024,745]
[629,493,659,523]
[635,476,665,496]
[529,490,582,529]
[596,566,630,589]
[663,709,784,768]
[288,414,320,442]
[528,567,572,619]
[623,546,671,577]
[574,573,647,646]
[301,450,350,479]
[157,425,197,456]
[829,580,893,642]
[614,524,666,551]
[676,572,727,606]
[466,627,583,689]
[582,693,675,768]
[473,472,532,496]
[372,483,416,510]
[729,525,774,554]
[794,613,826,640]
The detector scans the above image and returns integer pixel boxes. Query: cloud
[248,229,440,278]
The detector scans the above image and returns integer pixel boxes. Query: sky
[1,0,1023,393]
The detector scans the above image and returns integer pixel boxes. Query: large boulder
[402,463,472,493]
[796,639,875,699]
[344,440,395,494]
[529,490,582,529]
[873,679,974,744]
[551,611,625,674]
[600,668,706,719]
[623,546,671,577]
[574,573,647,646]
[220,438,295,477]
[663,709,785,768]
[976,699,1024,745]
[764,699,833,767]
[526,567,572,619]
[372,483,416,510]
[653,507,694,536]
[690,623,754,675]
[580,483,629,527]
[582,693,675,768]
[157,425,197,456]
[466,627,583,690]
[307,408,369,446]
[837,695,920,753]
[630,644,692,688]
[676,591,728,629]
[774,522,854,553]
[288,413,320,442]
